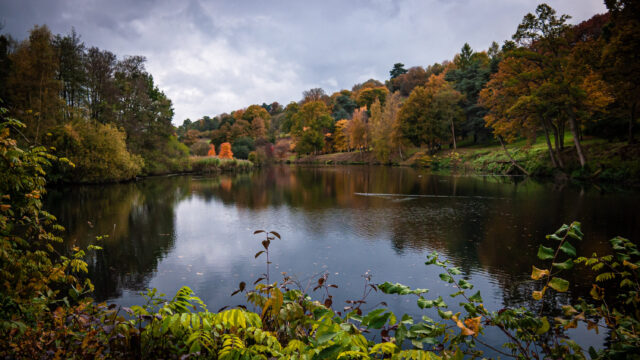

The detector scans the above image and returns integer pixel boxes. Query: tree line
[1,1,637,180]
[179,1,638,172]
[0,25,188,182]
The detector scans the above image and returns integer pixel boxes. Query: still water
[46,165,640,352]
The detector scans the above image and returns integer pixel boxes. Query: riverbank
[289,138,640,186]
[188,156,253,174]
[47,156,254,185]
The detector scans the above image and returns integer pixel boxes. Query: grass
[428,135,639,185]
[189,156,253,173]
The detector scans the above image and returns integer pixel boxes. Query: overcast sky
[1,0,606,124]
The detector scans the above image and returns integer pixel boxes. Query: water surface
[46,165,640,353]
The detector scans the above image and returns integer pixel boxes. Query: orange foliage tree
[207,144,216,157]
[218,142,233,159]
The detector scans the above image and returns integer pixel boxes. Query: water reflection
[46,166,640,344]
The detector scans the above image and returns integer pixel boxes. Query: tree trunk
[551,122,564,168]
[568,110,586,167]
[541,121,558,168]
[450,119,457,150]
[629,102,636,144]
[559,120,565,150]
[498,135,530,176]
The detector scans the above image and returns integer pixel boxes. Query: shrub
[189,140,212,156]
[140,135,190,175]
[231,136,255,159]
[48,122,143,183]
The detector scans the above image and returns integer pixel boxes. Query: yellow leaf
[464,316,482,336]
[532,286,547,300]
[452,313,475,336]
[531,266,549,280]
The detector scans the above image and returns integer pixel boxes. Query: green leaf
[555,224,569,234]
[363,311,392,329]
[552,259,574,270]
[546,234,562,241]
[439,273,454,283]
[559,241,576,257]
[433,296,447,308]
[417,297,433,309]
[378,282,428,295]
[457,279,473,289]
[548,277,569,292]
[449,267,462,275]
[317,331,339,344]
[535,317,550,335]
[468,291,483,303]
[437,309,453,319]
[537,245,554,260]
[318,344,343,359]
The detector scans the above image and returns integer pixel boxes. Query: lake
[46,165,640,354]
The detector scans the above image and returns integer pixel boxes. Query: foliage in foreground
[1,116,639,359]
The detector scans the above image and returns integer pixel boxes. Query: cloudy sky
[1,0,605,124]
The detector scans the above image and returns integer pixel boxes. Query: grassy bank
[289,136,640,186]
[189,156,254,174]
[425,138,640,186]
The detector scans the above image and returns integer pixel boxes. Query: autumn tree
[356,86,389,109]
[243,104,271,138]
[207,144,216,156]
[218,142,233,159]
[85,46,117,123]
[513,4,612,166]
[398,74,453,153]
[602,0,640,143]
[481,4,613,168]
[388,66,430,96]
[370,96,396,162]
[347,107,368,152]
[53,28,85,120]
[333,119,350,152]
[302,88,330,106]
[369,99,383,158]
[291,101,333,154]
[432,82,465,149]
[352,79,384,93]
[386,92,406,159]
[280,101,299,134]
[7,25,62,144]
[274,138,291,159]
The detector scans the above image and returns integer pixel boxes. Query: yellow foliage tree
[334,119,350,152]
